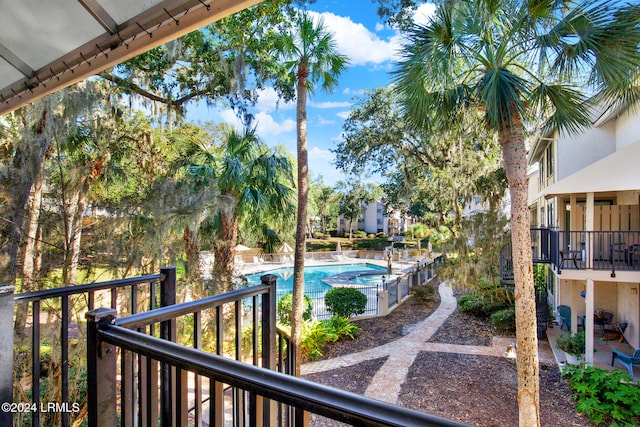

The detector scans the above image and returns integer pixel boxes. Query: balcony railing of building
[9,267,175,427]
[555,230,640,275]
[5,260,460,426]
[87,276,464,426]
[500,229,640,283]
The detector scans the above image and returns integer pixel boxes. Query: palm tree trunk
[183,227,201,279]
[292,65,309,376]
[499,112,540,426]
[213,196,238,293]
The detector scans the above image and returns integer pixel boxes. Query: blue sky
[187,0,435,186]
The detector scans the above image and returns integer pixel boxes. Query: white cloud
[343,88,367,96]
[412,3,437,26]
[309,11,400,65]
[255,87,295,113]
[219,109,295,136]
[375,22,385,32]
[310,100,351,109]
[309,146,335,161]
[336,111,350,120]
[315,115,336,126]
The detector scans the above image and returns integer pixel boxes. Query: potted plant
[556,331,585,364]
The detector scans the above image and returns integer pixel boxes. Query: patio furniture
[557,305,571,331]
[611,348,640,377]
[594,310,614,335]
[602,322,629,344]
[560,250,580,269]
[627,244,640,268]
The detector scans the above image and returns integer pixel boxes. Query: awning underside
[0,0,259,116]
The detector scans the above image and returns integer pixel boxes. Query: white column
[586,192,595,265]
[585,278,595,365]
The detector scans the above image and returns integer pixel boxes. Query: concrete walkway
[301,282,556,404]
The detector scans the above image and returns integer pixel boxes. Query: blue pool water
[348,273,400,286]
[244,263,386,293]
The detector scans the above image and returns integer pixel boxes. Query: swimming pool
[243,263,387,293]
[348,273,400,286]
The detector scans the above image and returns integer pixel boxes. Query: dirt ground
[302,281,592,427]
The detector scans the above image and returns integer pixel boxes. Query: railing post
[0,286,15,427]
[260,274,278,426]
[159,266,177,426]
[86,308,117,427]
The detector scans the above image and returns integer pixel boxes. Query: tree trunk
[0,111,50,284]
[213,195,238,293]
[499,113,540,427]
[15,163,45,338]
[183,227,201,279]
[292,64,309,376]
[69,178,91,285]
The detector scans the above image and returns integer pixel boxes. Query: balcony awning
[542,140,640,198]
[0,0,258,116]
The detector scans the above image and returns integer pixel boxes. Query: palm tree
[393,1,640,424]
[277,11,348,374]
[188,123,295,291]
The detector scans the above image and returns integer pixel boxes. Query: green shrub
[411,284,435,303]
[457,293,476,307]
[556,331,585,356]
[563,364,640,426]
[325,287,367,318]
[353,230,367,238]
[458,293,510,318]
[301,319,338,361]
[327,315,360,340]
[376,232,386,238]
[491,307,516,331]
[277,293,313,326]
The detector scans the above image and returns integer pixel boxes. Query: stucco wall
[557,122,616,180]
[616,282,640,349]
[615,109,640,151]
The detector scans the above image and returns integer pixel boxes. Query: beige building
[528,104,640,364]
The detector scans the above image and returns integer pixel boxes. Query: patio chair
[594,310,614,335]
[557,305,571,331]
[611,348,640,377]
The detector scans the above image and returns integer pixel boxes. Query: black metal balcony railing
[86,273,464,427]
[11,268,174,427]
[5,259,456,426]
[555,230,640,274]
[500,229,640,282]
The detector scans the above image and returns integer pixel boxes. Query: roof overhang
[0,0,260,116]
[541,140,640,198]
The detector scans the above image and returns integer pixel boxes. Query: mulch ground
[302,281,592,427]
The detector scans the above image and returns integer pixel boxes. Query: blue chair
[611,349,640,377]
[557,305,571,331]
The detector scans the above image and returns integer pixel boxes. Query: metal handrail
[13,272,164,303]
[116,282,273,328]
[95,323,468,427]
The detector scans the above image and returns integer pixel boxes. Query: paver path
[301,282,556,404]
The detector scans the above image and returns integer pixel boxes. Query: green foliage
[411,284,436,304]
[327,315,360,340]
[491,307,516,331]
[534,264,547,293]
[301,319,339,361]
[300,316,360,361]
[352,230,367,238]
[277,293,313,326]
[556,331,585,356]
[563,364,640,426]
[325,287,367,318]
[458,289,512,318]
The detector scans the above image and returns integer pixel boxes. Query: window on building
[546,143,554,177]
